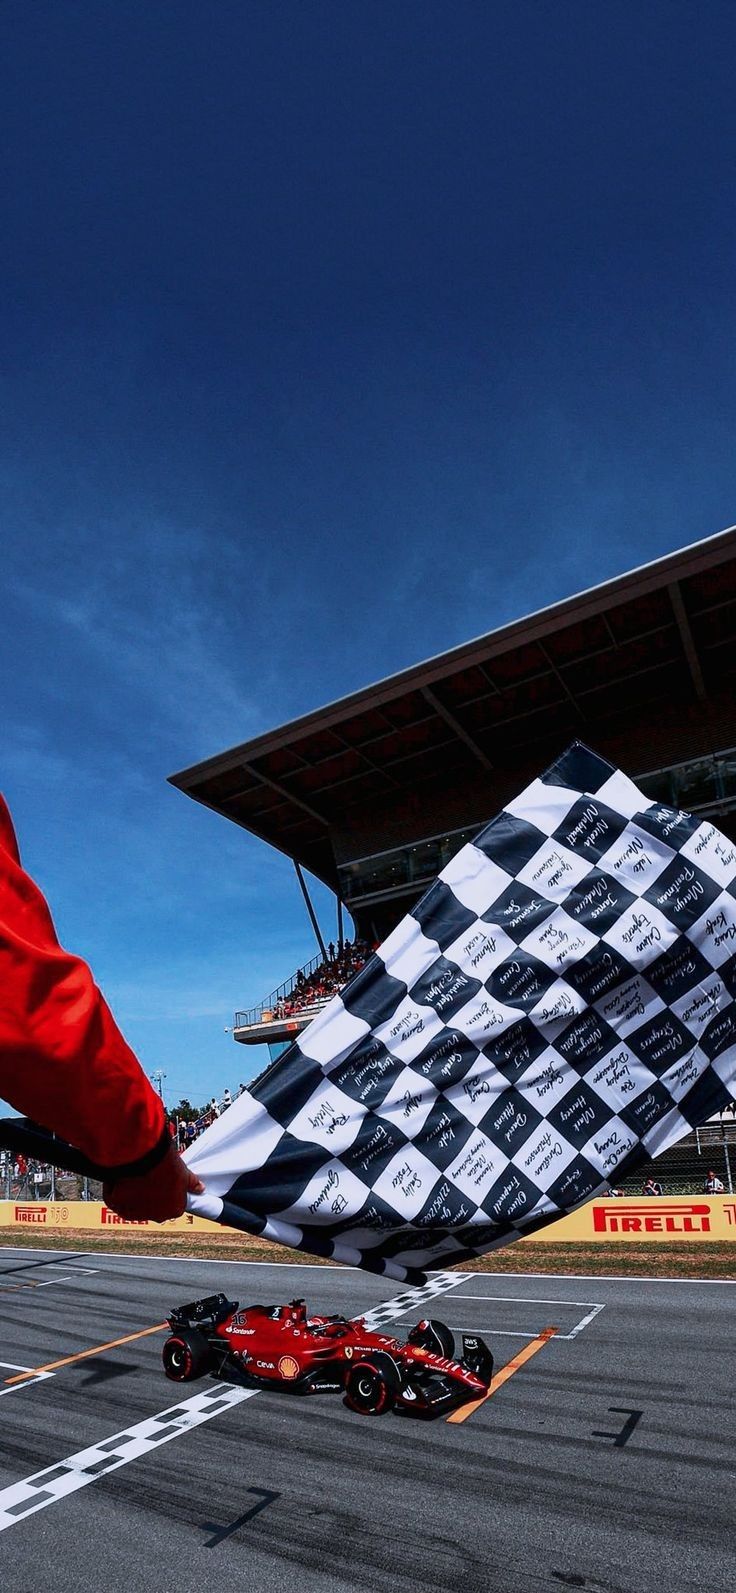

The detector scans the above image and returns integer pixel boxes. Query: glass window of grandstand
[340,826,477,902]
[638,750,736,814]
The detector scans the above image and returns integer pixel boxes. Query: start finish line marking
[0,1271,463,1533]
[0,1384,259,1530]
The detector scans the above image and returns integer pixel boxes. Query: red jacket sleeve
[0,793,167,1172]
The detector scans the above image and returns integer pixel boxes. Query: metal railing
[234,950,328,1029]
[234,996,332,1031]
[0,1164,100,1201]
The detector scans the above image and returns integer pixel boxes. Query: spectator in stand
[0,791,204,1221]
[277,939,372,1018]
[703,1168,725,1193]
[642,1175,663,1196]
[221,1087,232,1112]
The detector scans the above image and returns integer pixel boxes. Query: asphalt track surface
[0,1249,732,1593]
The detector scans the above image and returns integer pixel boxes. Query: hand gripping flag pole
[184,743,736,1283]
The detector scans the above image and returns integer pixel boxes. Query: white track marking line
[449,1292,599,1305]
[0,1385,258,1529]
[0,1263,100,1295]
[0,1273,463,1532]
[434,1316,604,1340]
[0,1362,54,1401]
[401,1290,606,1340]
[34,1273,99,1290]
[566,1302,605,1337]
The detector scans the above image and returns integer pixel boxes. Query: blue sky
[2,1,736,1108]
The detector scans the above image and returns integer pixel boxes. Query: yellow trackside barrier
[0,1201,215,1232]
[521,1195,736,1242]
[0,1196,733,1240]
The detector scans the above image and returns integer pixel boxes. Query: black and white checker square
[417,1095,478,1171]
[548,1079,613,1149]
[448,987,520,1049]
[596,819,674,896]
[554,1008,622,1076]
[486,948,557,1013]
[445,1129,511,1208]
[371,1144,443,1222]
[286,1080,367,1156]
[517,905,599,977]
[633,801,700,853]
[515,1118,578,1192]
[338,1114,412,1184]
[602,898,678,969]
[479,1085,543,1159]
[372,1067,436,1139]
[272,1158,371,1227]
[593,971,664,1040]
[516,837,592,903]
[644,856,722,933]
[514,1046,574,1112]
[551,792,630,864]
[442,915,517,978]
[439,841,513,916]
[373,994,445,1064]
[481,881,556,944]
[328,1037,405,1110]
[645,935,716,1005]
[409,954,483,1022]
[678,820,736,890]
[690,891,736,968]
[482,1016,549,1084]
[584,1039,660,1114]
[410,1028,481,1090]
[565,868,638,937]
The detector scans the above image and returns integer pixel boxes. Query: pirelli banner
[0,1197,733,1242]
[532,1194,735,1241]
[0,1202,214,1232]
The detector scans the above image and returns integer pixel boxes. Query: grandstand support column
[294,862,328,960]
[337,895,344,952]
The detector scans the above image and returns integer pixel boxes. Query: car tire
[162,1327,212,1382]
[407,1318,455,1359]
[344,1351,401,1416]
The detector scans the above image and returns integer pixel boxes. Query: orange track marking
[446,1325,558,1422]
[3,1323,168,1384]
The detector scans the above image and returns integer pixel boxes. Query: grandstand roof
[170,526,736,893]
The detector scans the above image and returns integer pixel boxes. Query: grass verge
[0,1228,733,1279]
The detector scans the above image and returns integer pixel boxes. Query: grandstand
[171,526,736,1054]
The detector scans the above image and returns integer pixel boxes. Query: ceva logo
[14,1205,47,1223]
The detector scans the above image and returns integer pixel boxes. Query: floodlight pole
[294,862,327,960]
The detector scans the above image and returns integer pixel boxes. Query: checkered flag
[187,743,736,1283]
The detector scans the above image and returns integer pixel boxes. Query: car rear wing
[168,1293,238,1331]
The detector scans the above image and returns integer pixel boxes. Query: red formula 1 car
[162,1294,494,1418]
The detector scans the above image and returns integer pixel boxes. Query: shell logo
[278,1355,300,1380]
